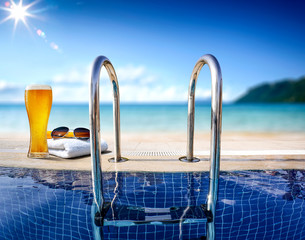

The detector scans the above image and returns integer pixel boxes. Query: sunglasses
[51,126,90,140]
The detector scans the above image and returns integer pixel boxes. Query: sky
[0,0,304,103]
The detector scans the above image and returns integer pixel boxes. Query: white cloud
[190,86,238,102]
[0,80,24,102]
[51,85,89,103]
[0,80,19,91]
[52,65,91,84]
[50,64,155,86]
[47,63,161,102]
[51,84,186,103]
[0,64,236,103]
[140,75,156,85]
[116,65,146,83]
[196,88,211,99]
[119,85,185,102]
[221,86,243,102]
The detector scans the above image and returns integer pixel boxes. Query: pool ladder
[89,54,222,240]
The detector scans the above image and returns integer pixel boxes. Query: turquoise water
[0,103,305,133]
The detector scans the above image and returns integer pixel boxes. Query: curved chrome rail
[179,54,222,240]
[89,56,128,211]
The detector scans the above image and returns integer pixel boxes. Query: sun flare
[9,1,30,23]
[1,0,35,30]
[1,0,61,52]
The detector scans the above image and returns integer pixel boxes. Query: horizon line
[1,101,304,105]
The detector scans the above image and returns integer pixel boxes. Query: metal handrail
[89,55,128,211]
[89,54,222,239]
[179,54,222,240]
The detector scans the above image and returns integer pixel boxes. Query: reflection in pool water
[0,167,304,239]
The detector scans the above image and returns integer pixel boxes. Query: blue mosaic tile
[0,168,304,239]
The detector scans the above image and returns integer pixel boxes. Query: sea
[0,103,305,134]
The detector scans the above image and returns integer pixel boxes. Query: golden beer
[25,85,52,158]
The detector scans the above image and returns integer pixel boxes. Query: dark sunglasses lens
[74,128,90,139]
[51,127,69,139]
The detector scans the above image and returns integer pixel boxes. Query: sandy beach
[0,131,304,172]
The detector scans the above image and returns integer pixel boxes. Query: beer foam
[26,84,52,90]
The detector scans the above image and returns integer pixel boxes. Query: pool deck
[0,132,304,171]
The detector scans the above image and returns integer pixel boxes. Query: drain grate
[122,151,186,157]
[121,150,212,157]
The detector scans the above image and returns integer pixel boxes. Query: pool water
[0,167,304,240]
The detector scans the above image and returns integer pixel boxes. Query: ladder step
[95,203,210,227]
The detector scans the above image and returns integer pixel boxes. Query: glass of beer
[25,84,52,158]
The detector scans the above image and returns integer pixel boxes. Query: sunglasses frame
[51,126,90,140]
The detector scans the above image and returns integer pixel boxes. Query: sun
[1,0,36,30]
[9,1,30,23]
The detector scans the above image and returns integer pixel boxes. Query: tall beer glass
[25,85,52,158]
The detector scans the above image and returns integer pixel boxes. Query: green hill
[236,76,305,103]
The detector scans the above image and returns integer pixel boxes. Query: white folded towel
[47,138,108,159]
